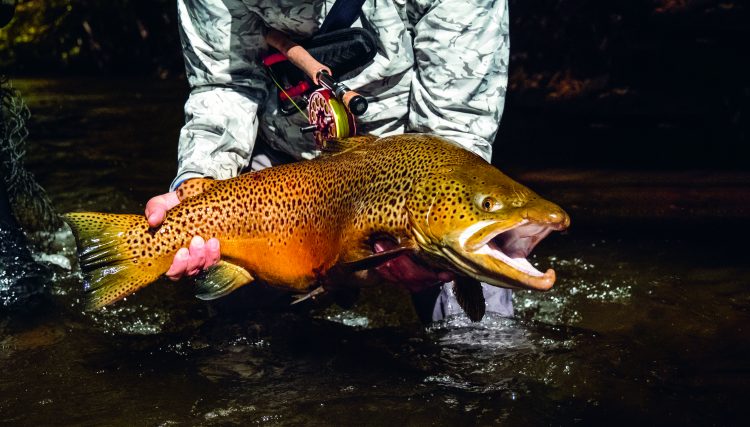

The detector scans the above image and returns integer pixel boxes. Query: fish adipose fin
[195,260,254,300]
[453,276,487,322]
[64,212,171,310]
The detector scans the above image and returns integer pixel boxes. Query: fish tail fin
[63,212,172,310]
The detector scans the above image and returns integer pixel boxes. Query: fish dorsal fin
[176,178,217,201]
[453,276,487,322]
[321,135,378,156]
[195,260,254,300]
[338,246,413,273]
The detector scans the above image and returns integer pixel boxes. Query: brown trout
[65,134,569,319]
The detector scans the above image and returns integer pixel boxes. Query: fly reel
[302,89,357,148]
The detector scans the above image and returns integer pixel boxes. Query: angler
[145,0,516,321]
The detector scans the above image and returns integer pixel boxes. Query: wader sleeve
[408,0,510,163]
[172,0,271,191]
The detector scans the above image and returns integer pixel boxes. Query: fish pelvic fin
[195,260,254,300]
[453,276,487,322]
[290,285,326,305]
[63,212,172,310]
[321,134,378,155]
[176,178,217,201]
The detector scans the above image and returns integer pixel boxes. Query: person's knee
[482,286,514,318]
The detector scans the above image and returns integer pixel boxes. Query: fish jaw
[450,220,560,290]
[412,209,570,292]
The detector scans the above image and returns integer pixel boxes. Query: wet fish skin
[65,134,569,310]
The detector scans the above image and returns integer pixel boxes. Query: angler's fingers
[145,192,180,228]
[375,259,400,283]
[376,255,451,293]
[437,271,456,283]
[165,236,215,281]
[372,239,442,290]
[185,236,206,276]
[313,65,333,85]
[388,257,437,283]
[203,238,221,269]
[146,210,165,228]
[166,248,190,281]
[144,194,165,220]
[145,199,166,228]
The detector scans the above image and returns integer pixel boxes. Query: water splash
[515,252,634,326]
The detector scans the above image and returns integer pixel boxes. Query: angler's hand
[373,240,455,294]
[145,191,221,281]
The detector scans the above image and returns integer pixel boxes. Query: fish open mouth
[442,219,567,291]
[472,222,556,289]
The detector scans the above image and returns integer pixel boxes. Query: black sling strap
[319,0,367,34]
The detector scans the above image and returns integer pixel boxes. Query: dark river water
[1,78,749,426]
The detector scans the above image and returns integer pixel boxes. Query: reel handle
[316,71,368,116]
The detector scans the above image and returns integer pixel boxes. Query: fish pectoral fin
[194,261,254,300]
[290,286,326,305]
[453,276,487,322]
[339,246,414,273]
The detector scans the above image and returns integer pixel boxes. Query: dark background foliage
[0,0,182,77]
[504,0,748,169]
[1,0,748,168]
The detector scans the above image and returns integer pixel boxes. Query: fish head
[406,163,570,291]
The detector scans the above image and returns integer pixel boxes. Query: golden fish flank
[64,134,570,313]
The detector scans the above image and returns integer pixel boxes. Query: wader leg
[413,282,514,323]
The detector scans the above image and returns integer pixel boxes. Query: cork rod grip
[265,28,330,84]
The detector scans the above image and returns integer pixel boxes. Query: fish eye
[480,196,498,212]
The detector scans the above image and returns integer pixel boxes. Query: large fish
[65,134,570,320]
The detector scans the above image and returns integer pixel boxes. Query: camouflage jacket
[173,0,510,190]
